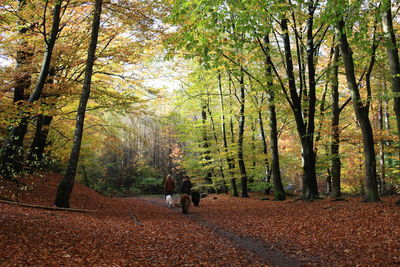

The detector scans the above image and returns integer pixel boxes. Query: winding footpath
[142,197,303,267]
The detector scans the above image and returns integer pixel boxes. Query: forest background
[0,0,399,204]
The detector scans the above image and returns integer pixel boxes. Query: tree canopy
[0,0,399,202]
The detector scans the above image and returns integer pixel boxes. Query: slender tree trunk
[305,2,319,197]
[264,34,285,200]
[207,96,226,190]
[237,70,248,198]
[336,18,379,202]
[250,119,256,181]
[201,104,213,184]
[331,46,341,198]
[54,0,103,208]
[0,0,62,178]
[218,74,234,184]
[226,73,238,196]
[378,98,385,194]
[382,0,400,163]
[257,110,271,190]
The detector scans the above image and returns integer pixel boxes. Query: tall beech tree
[280,14,319,200]
[330,45,342,198]
[206,91,227,191]
[236,69,249,197]
[218,73,238,196]
[263,34,285,201]
[54,0,103,208]
[0,0,62,178]
[335,16,379,202]
[201,103,213,184]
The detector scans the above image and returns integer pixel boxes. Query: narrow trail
[141,198,302,267]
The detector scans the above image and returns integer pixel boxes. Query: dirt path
[142,197,302,267]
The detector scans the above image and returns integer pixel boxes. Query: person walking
[164,174,175,196]
[180,175,192,195]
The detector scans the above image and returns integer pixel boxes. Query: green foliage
[1,0,400,201]
[130,177,163,195]
[248,181,271,193]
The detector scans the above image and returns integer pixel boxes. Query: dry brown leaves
[195,194,400,266]
[1,173,399,266]
[0,174,266,266]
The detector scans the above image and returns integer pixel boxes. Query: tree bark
[206,95,226,191]
[336,18,379,202]
[237,70,248,198]
[281,17,318,200]
[264,34,285,200]
[257,110,271,190]
[330,46,341,198]
[201,104,213,184]
[382,0,400,163]
[27,68,56,168]
[27,114,53,167]
[226,73,238,197]
[54,0,103,208]
[378,98,385,194]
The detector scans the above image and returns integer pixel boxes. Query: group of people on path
[164,174,192,197]
[164,175,201,212]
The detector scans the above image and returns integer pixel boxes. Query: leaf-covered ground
[1,173,400,266]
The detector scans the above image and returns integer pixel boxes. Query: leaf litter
[1,173,400,266]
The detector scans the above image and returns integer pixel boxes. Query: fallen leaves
[1,173,399,266]
[0,173,267,266]
[193,194,400,266]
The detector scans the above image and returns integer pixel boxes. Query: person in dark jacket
[180,175,192,195]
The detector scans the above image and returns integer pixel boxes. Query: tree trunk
[257,110,271,188]
[281,17,318,200]
[201,104,213,184]
[331,45,341,198]
[304,2,319,197]
[382,0,400,163]
[0,0,62,178]
[27,115,53,167]
[226,73,238,197]
[54,0,103,208]
[237,70,248,198]
[250,119,256,181]
[264,34,285,200]
[207,96,226,190]
[378,98,385,194]
[27,68,56,168]
[336,18,379,202]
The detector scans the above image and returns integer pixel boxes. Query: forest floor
[1,173,400,266]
